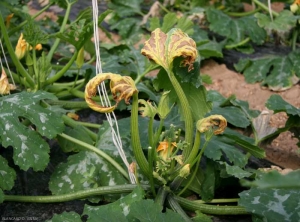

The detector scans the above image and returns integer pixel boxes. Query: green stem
[4,184,149,203]
[134,64,158,84]
[225,37,251,50]
[0,13,35,88]
[46,99,89,109]
[44,50,79,85]
[46,1,73,61]
[59,133,129,180]
[8,3,53,36]
[167,71,194,159]
[225,8,261,17]
[184,130,201,165]
[155,186,170,207]
[62,115,97,141]
[252,0,279,17]
[131,93,151,178]
[292,28,298,51]
[167,194,192,222]
[174,196,249,215]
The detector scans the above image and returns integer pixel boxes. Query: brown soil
[201,60,300,169]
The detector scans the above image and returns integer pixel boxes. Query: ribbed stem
[131,93,151,178]
[4,185,149,203]
[174,196,249,215]
[167,71,194,159]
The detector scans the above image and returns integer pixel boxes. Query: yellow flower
[15,34,43,60]
[15,33,28,60]
[0,69,16,95]
[156,141,177,161]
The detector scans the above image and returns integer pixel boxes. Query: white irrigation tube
[91,0,137,184]
[0,39,16,86]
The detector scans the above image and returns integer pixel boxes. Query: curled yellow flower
[141,28,198,72]
[0,69,16,95]
[157,141,177,161]
[15,33,42,60]
[196,115,227,135]
[15,33,28,60]
[85,73,138,113]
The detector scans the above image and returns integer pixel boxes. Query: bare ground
[202,60,300,169]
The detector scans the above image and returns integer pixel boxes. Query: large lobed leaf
[0,155,16,191]
[0,91,64,171]
[239,188,300,222]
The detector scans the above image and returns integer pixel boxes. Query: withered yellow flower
[156,141,177,161]
[0,69,16,95]
[5,14,14,28]
[85,73,138,113]
[196,115,227,135]
[141,28,198,72]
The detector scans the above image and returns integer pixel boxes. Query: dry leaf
[196,115,227,135]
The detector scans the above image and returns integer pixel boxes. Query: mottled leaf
[83,185,144,222]
[239,188,300,222]
[0,91,64,171]
[0,155,16,191]
[49,151,127,201]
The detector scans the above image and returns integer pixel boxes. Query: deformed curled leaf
[196,115,227,135]
[141,28,198,72]
[138,99,157,118]
[85,73,138,113]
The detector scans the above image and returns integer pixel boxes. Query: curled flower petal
[196,115,227,135]
[85,73,137,113]
[0,69,16,95]
[141,28,198,72]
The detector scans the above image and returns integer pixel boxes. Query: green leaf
[206,9,265,45]
[255,10,297,34]
[83,185,145,222]
[108,0,143,17]
[234,53,299,90]
[0,155,16,191]
[0,91,64,171]
[223,129,266,159]
[204,136,248,167]
[57,125,94,153]
[49,151,127,201]
[182,168,204,195]
[242,170,300,189]
[161,13,178,32]
[209,106,250,128]
[193,210,213,222]
[128,199,184,222]
[200,160,215,202]
[0,189,4,204]
[239,188,300,222]
[154,69,212,122]
[221,162,252,179]
[46,211,81,222]
[266,95,300,116]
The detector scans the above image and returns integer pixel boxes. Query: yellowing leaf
[85,73,137,113]
[196,115,227,135]
[141,28,198,72]
[0,69,16,95]
[138,99,157,118]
